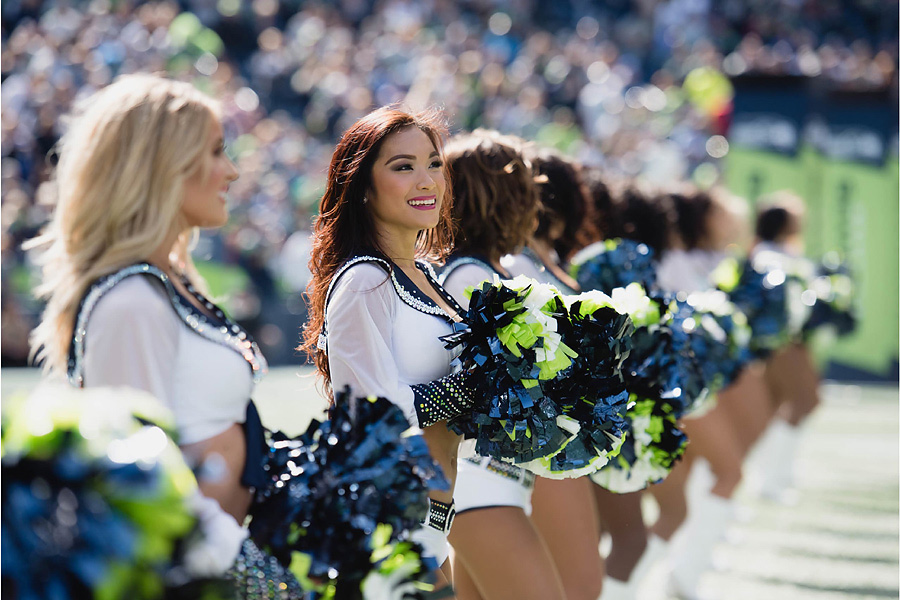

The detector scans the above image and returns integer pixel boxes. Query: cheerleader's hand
[183,492,249,577]
[362,567,423,600]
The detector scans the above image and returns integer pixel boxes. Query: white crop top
[72,265,266,445]
[324,257,461,428]
[501,248,577,294]
[656,249,726,293]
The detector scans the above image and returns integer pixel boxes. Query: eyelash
[394,161,443,171]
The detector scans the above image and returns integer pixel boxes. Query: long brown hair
[444,129,539,262]
[526,146,599,261]
[300,107,453,395]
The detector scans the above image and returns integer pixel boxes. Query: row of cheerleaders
[3,190,854,598]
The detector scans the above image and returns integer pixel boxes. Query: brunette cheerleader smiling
[301,107,475,587]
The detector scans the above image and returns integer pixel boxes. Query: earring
[362,196,368,204]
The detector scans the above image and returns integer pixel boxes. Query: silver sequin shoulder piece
[69,263,267,387]
[319,255,392,351]
[318,255,457,352]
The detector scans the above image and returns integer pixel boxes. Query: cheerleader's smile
[408,195,437,209]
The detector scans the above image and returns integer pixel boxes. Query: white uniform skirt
[454,456,536,515]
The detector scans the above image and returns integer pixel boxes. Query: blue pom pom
[623,294,708,418]
[442,279,634,477]
[570,239,658,294]
[802,258,857,338]
[1,387,212,600]
[249,387,447,593]
[590,397,688,493]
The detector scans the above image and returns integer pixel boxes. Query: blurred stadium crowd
[2,0,897,366]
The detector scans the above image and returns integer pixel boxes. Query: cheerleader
[579,178,681,599]
[439,130,567,600]
[502,146,605,600]
[743,192,821,501]
[652,187,759,599]
[300,107,472,587]
[28,74,302,595]
[659,189,773,457]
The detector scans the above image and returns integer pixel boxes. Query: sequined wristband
[412,371,476,428]
[422,498,456,534]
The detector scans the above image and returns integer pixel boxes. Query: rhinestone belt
[466,456,536,488]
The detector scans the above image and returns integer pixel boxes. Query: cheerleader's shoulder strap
[68,263,173,387]
[69,262,267,387]
[437,255,499,285]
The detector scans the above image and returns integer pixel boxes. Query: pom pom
[360,528,434,600]
[526,291,634,479]
[248,387,448,597]
[443,276,634,478]
[802,255,856,339]
[513,284,636,479]
[590,397,688,493]
[684,290,753,393]
[569,239,658,295]
[1,384,221,600]
[579,285,699,490]
[607,285,708,418]
[715,252,810,358]
[440,277,579,465]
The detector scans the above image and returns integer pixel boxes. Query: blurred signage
[804,88,896,166]
[730,74,897,166]
[729,74,809,156]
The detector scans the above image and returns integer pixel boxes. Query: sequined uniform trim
[390,262,449,317]
[415,259,465,316]
[69,263,267,387]
[228,538,306,599]
[422,498,456,534]
[465,456,536,488]
[437,256,499,285]
[320,255,462,352]
[411,371,475,427]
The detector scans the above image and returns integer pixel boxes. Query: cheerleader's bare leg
[647,451,694,541]
[752,343,821,500]
[764,346,799,411]
[779,343,821,425]
[718,363,775,457]
[593,488,647,581]
[450,506,566,600]
[682,405,744,499]
[662,408,743,598]
[449,548,483,600]
[530,477,605,600]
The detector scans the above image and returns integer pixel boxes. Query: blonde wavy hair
[28,73,220,374]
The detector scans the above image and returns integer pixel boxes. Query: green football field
[2,367,897,599]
